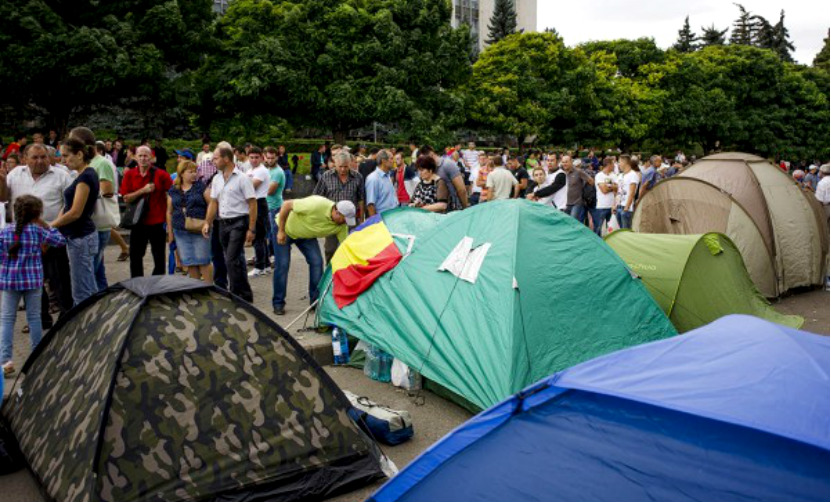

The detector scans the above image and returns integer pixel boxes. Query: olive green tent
[605,231,803,333]
[317,202,677,411]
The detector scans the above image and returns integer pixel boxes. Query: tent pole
[284,299,319,331]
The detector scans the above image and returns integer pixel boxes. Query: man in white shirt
[485,156,518,201]
[591,157,618,237]
[246,146,272,277]
[196,142,213,164]
[203,145,257,302]
[462,142,480,171]
[815,164,830,225]
[0,143,74,326]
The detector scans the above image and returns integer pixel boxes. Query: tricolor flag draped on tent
[331,215,403,308]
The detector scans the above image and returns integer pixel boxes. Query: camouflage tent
[1,276,386,502]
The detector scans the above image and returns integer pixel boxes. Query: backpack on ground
[343,390,414,446]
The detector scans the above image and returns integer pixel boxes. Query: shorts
[173,229,212,266]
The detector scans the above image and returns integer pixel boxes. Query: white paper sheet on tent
[438,236,491,284]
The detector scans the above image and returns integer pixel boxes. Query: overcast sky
[537,0,829,65]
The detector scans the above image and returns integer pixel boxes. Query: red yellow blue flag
[331,215,403,308]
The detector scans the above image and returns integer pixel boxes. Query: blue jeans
[268,207,280,260]
[591,208,612,237]
[567,204,587,224]
[67,232,99,305]
[94,230,110,292]
[284,168,294,191]
[617,207,633,229]
[273,235,323,309]
[1,289,42,363]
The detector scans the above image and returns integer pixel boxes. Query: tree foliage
[0,0,214,134]
[580,38,665,78]
[700,24,729,47]
[673,16,699,53]
[641,45,828,158]
[485,0,518,46]
[198,0,471,143]
[814,32,830,70]
[730,3,762,46]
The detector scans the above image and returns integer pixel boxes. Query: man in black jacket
[311,144,327,183]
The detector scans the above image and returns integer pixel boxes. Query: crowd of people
[0,130,829,377]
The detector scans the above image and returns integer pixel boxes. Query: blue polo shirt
[365,167,398,214]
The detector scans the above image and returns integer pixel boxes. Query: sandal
[117,251,130,261]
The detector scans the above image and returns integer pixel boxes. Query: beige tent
[633,153,827,297]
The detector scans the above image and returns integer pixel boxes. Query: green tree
[465,32,597,145]
[813,31,830,70]
[199,0,471,144]
[730,3,761,46]
[580,38,665,78]
[0,0,214,134]
[486,0,518,46]
[673,16,699,53]
[769,10,795,62]
[700,24,729,46]
[643,45,829,157]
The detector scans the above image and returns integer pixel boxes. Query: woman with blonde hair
[166,160,212,283]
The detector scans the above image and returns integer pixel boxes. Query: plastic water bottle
[377,349,392,383]
[332,327,345,365]
[364,344,379,380]
[337,327,350,364]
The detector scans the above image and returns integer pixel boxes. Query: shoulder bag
[120,167,156,229]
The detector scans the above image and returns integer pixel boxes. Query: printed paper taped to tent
[331,216,403,308]
[438,236,491,283]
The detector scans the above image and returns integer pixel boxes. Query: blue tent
[369,315,830,502]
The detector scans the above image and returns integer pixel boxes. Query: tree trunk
[333,129,347,145]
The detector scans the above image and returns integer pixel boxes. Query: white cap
[336,200,357,226]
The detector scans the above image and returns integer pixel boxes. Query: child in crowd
[0,195,66,376]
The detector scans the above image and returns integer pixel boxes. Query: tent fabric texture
[369,315,830,502]
[317,202,677,411]
[0,276,386,502]
[605,230,803,332]
[633,152,828,297]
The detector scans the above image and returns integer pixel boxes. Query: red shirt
[120,166,173,225]
[396,167,410,203]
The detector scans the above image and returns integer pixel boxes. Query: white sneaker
[248,268,267,277]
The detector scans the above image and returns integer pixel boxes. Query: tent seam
[89,294,149,498]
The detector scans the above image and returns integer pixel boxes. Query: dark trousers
[42,246,73,328]
[253,198,269,269]
[129,223,166,278]
[211,220,228,289]
[220,216,253,302]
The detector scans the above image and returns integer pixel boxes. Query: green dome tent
[1,276,387,502]
[317,202,677,411]
[605,231,803,333]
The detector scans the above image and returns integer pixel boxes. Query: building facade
[451,0,537,52]
[213,0,229,14]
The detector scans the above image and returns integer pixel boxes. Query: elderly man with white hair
[120,144,173,277]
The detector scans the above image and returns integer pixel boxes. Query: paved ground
[0,241,827,501]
